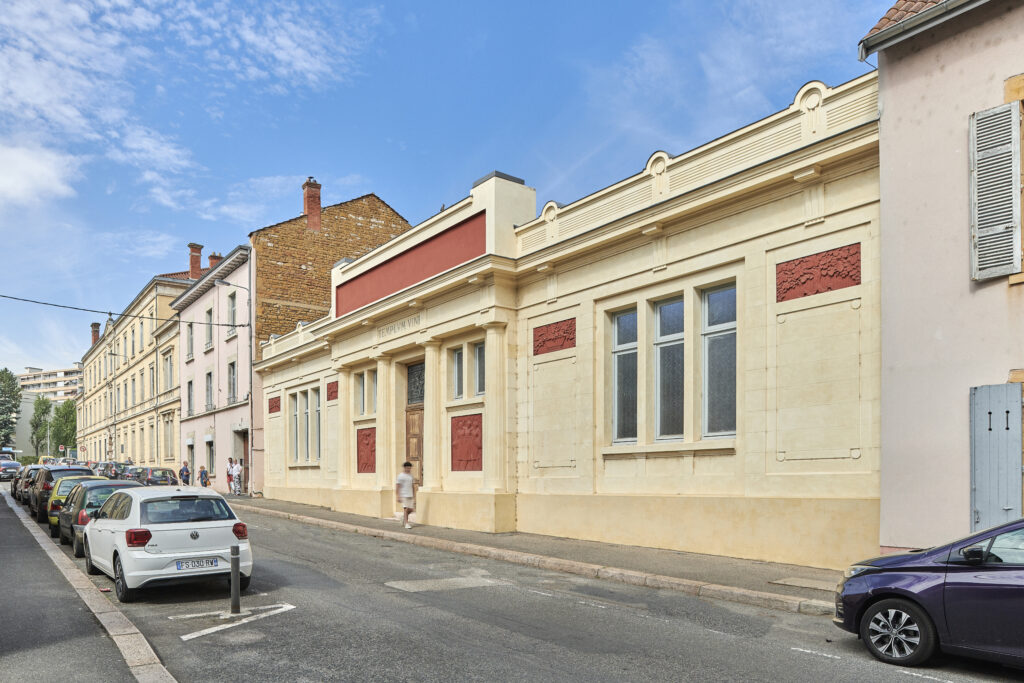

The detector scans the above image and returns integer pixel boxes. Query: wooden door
[241,432,249,492]
[406,408,423,485]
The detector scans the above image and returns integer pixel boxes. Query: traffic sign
[59,445,65,452]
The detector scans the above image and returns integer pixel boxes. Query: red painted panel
[326,381,338,401]
[356,428,376,473]
[776,243,861,303]
[268,396,281,414]
[451,414,483,472]
[335,212,487,317]
[533,318,576,355]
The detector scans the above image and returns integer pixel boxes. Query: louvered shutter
[970,103,1022,280]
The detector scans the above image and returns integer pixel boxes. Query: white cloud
[109,125,194,173]
[0,143,80,208]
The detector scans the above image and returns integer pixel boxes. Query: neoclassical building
[257,73,881,568]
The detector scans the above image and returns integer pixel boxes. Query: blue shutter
[970,104,1022,280]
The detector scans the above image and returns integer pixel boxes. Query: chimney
[208,252,223,269]
[90,322,100,346]
[303,176,321,231]
[188,243,204,279]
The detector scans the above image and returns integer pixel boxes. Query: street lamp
[214,278,254,497]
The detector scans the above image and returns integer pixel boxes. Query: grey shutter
[970,103,1021,280]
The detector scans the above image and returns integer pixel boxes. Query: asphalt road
[6,495,1024,682]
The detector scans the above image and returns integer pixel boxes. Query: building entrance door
[240,432,249,493]
[970,383,1023,530]
[406,362,425,485]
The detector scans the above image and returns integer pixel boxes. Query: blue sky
[0,0,885,371]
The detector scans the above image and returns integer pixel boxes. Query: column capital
[477,321,508,331]
[419,339,442,349]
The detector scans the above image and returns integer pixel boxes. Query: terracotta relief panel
[533,318,576,355]
[776,243,861,303]
[326,381,339,401]
[356,428,376,473]
[451,414,483,471]
[268,396,281,414]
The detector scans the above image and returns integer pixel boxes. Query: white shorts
[400,497,415,511]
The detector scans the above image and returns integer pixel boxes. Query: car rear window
[55,469,93,479]
[140,497,235,524]
[147,470,177,481]
[56,478,84,495]
[85,487,125,508]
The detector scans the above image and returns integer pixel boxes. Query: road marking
[898,672,954,683]
[168,609,227,621]
[527,589,554,597]
[790,647,840,660]
[179,603,296,641]
[385,576,497,592]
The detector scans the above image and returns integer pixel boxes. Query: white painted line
[790,647,841,660]
[898,671,954,683]
[168,609,227,621]
[2,491,176,682]
[180,603,296,641]
[385,576,497,593]
[527,589,554,597]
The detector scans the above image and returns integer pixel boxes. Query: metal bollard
[230,545,240,614]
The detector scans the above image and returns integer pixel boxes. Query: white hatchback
[83,486,253,602]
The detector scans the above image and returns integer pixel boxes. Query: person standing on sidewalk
[179,461,191,485]
[231,459,243,495]
[395,462,416,529]
[226,458,234,494]
[198,465,209,487]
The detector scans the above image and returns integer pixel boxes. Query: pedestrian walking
[179,461,191,485]
[198,465,210,487]
[395,461,416,529]
[226,458,234,493]
[231,459,243,495]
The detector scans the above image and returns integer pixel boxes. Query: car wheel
[49,522,59,538]
[72,533,84,558]
[113,557,136,603]
[859,598,937,666]
[84,540,101,575]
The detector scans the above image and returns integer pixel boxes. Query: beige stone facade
[257,74,881,569]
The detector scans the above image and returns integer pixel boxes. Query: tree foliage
[50,399,77,453]
[29,396,52,457]
[0,368,21,448]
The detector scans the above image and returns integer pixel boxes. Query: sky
[0,0,886,372]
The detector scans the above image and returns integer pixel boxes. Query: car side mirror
[962,546,986,564]
[91,510,102,520]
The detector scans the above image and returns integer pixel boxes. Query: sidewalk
[228,495,840,616]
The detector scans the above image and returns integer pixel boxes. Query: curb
[3,492,176,683]
[232,503,834,618]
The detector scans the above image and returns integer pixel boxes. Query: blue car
[835,518,1024,668]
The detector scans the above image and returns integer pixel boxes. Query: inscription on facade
[376,313,422,341]
[451,414,483,471]
[533,318,576,355]
[776,243,861,303]
[268,396,281,414]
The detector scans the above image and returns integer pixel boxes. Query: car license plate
[176,558,218,570]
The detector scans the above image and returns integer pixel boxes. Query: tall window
[131,377,136,406]
[370,370,377,412]
[451,347,464,399]
[355,372,365,415]
[655,299,685,439]
[163,354,173,391]
[227,362,237,402]
[702,285,737,436]
[149,365,155,396]
[205,372,213,410]
[206,441,214,471]
[291,395,299,461]
[131,329,135,356]
[290,387,320,461]
[140,370,145,400]
[312,388,320,461]
[227,293,236,329]
[186,381,194,415]
[187,323,194,357]
[205,309,213,348]
[612,309,638,441]
[474,342,486,395]
[302,392,309,461]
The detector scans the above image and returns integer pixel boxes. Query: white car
[83,486,253,602]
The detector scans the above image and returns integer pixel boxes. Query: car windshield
[140,497,234,524]
[56,478,83,495]
[148,470,176,480]
[1,462,19,469]
[85,487,126,508]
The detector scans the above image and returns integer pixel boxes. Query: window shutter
[970,103,1021,280]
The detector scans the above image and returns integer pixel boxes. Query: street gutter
[231,502,834,617]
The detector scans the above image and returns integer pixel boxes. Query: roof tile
[865,0,941,38]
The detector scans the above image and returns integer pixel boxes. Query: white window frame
[312,388,321,461]
[612,309,638,443]
[655,297,685,440]
[451,347,464,400]
[205,372,213,411]
[701,284,737,438]
[227,292,237,330]
[205,309,213,349]
[473,342,485,396]
[186,323,194,358]
[228,362,237,403]
[186,380,193,415]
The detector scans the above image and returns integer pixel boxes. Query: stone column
[373,354,393,492]
[420,341,442,491]
[481,322,508,492]
[336,366,352,488]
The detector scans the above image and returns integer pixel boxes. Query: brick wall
[251,194,411,360]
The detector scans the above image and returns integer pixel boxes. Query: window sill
[288,463,320,469]
[185,353,194,364]
[204,343,214,354]
[353,414,377,425]
[1009,272,1024,286]
[225,329,237,340]
[601,439,736,458]
[445,397,485,410]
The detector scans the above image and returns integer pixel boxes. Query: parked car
[835,518,1024,668]
[84,487,253,602]
[0,460,20,481]
[28,465,94,522]
[125,467,179,486]
[95,462,124,479]
[14,465,43,502]
[43,475,107,537]
[57,479,144,556]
